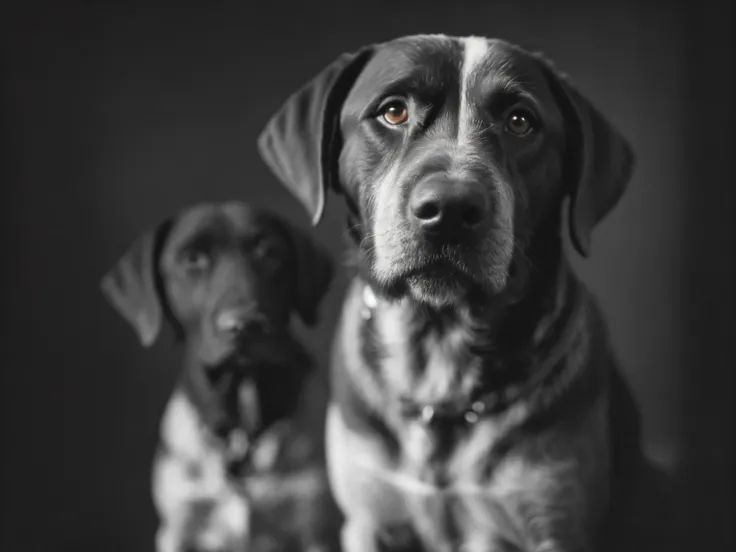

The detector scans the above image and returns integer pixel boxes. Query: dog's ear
[100,221,171,347]
[279,220,334,327]
[257,47,375,226]
[538,55,636,257]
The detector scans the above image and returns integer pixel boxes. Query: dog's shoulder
[329,278,403,446]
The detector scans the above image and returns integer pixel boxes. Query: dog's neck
[178,331,312,466]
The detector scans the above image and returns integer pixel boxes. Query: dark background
[1,1,733,550]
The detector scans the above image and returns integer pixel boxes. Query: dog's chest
[333,281,610,549]
[372,303,496,473]
[375,302,481,412]
[153,388,318,512]
[329,398,602,551]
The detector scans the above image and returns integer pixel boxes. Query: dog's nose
[214,308,269,336]
[408,176,490,237]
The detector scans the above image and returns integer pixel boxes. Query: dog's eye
[253,239,283,264]
[505,110,537,136]
[183,250,211,271]
[255,243,276,258]
[379,100,409,126]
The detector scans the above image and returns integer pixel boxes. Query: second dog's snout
[215,307,269,335]
[409,177,490,237]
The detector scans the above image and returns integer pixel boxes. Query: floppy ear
[257,47,374,225]
[279,221,335,327]
[100,222,170,347]
[538,55,636,257]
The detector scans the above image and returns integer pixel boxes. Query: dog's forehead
[345,35,552,113]
[165,202,281,251]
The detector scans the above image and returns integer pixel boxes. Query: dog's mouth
[404,259,477,287]
[231,329,294,364]
[375,254,491,306]
[206,320,292,365]
[369,222,519,306]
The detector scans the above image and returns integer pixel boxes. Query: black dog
[101,202,341,552]
[257,35,674,552]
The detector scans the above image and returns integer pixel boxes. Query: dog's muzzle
[214,306,271,337]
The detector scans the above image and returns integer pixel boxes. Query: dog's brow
[493,74,537,97]
[180,230,218,252]
[172,218,230,250]
[487,87,541,113]
[374,70,448,101]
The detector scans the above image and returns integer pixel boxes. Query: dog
[101,202,342,552]
[256,35,674,552]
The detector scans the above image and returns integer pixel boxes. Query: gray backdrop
[2,1,733,550]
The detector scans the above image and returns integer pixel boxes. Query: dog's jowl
[258,35,672,552]
[101,202,340,552]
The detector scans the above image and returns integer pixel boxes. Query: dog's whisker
[514,242,538,273]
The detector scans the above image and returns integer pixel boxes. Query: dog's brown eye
[253,239,284,270]
[380,100,409,126]
[506,110,536,136]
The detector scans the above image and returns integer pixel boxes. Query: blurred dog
[257,35,673,552]
[101,202,341,552]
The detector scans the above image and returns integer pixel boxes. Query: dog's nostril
[409,176,490,234]
[413,201,441,221]
[215,309,270,336]
[242,318,269,335]
[216,311,245,333]
[462,203,485,227]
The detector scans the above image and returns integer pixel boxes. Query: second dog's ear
[537,54,636,258]
[279,221,334,327]
[100,221,171,347]
[257,47,374,226]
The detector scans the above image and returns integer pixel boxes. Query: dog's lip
[398,256,479,282]
[233,331,304,365]
[231,346,292,367]
[209,352,296,380]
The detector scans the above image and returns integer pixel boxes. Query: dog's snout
[214,307,269,336]
[409,176,490,237]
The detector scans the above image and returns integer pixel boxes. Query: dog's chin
[201,331,293,368]
[375,259,509,309]
[405,269,473,309]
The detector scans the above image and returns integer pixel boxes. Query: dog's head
[100,201,333,365]
[258,35,634,308]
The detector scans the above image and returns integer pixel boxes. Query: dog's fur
[257,35,673,552]
[101,202,341,552]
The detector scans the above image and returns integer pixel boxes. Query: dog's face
[160,203,309,364]
[258,35,634,308]
[338,37,570,306]
[101,202,333,364]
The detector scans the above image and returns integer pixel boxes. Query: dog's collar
[359,277,587,427]
[359,284,498,426]
[397,392,504,426]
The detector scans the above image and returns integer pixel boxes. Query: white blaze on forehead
[372,36,495,280]
[458,37,490,148]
